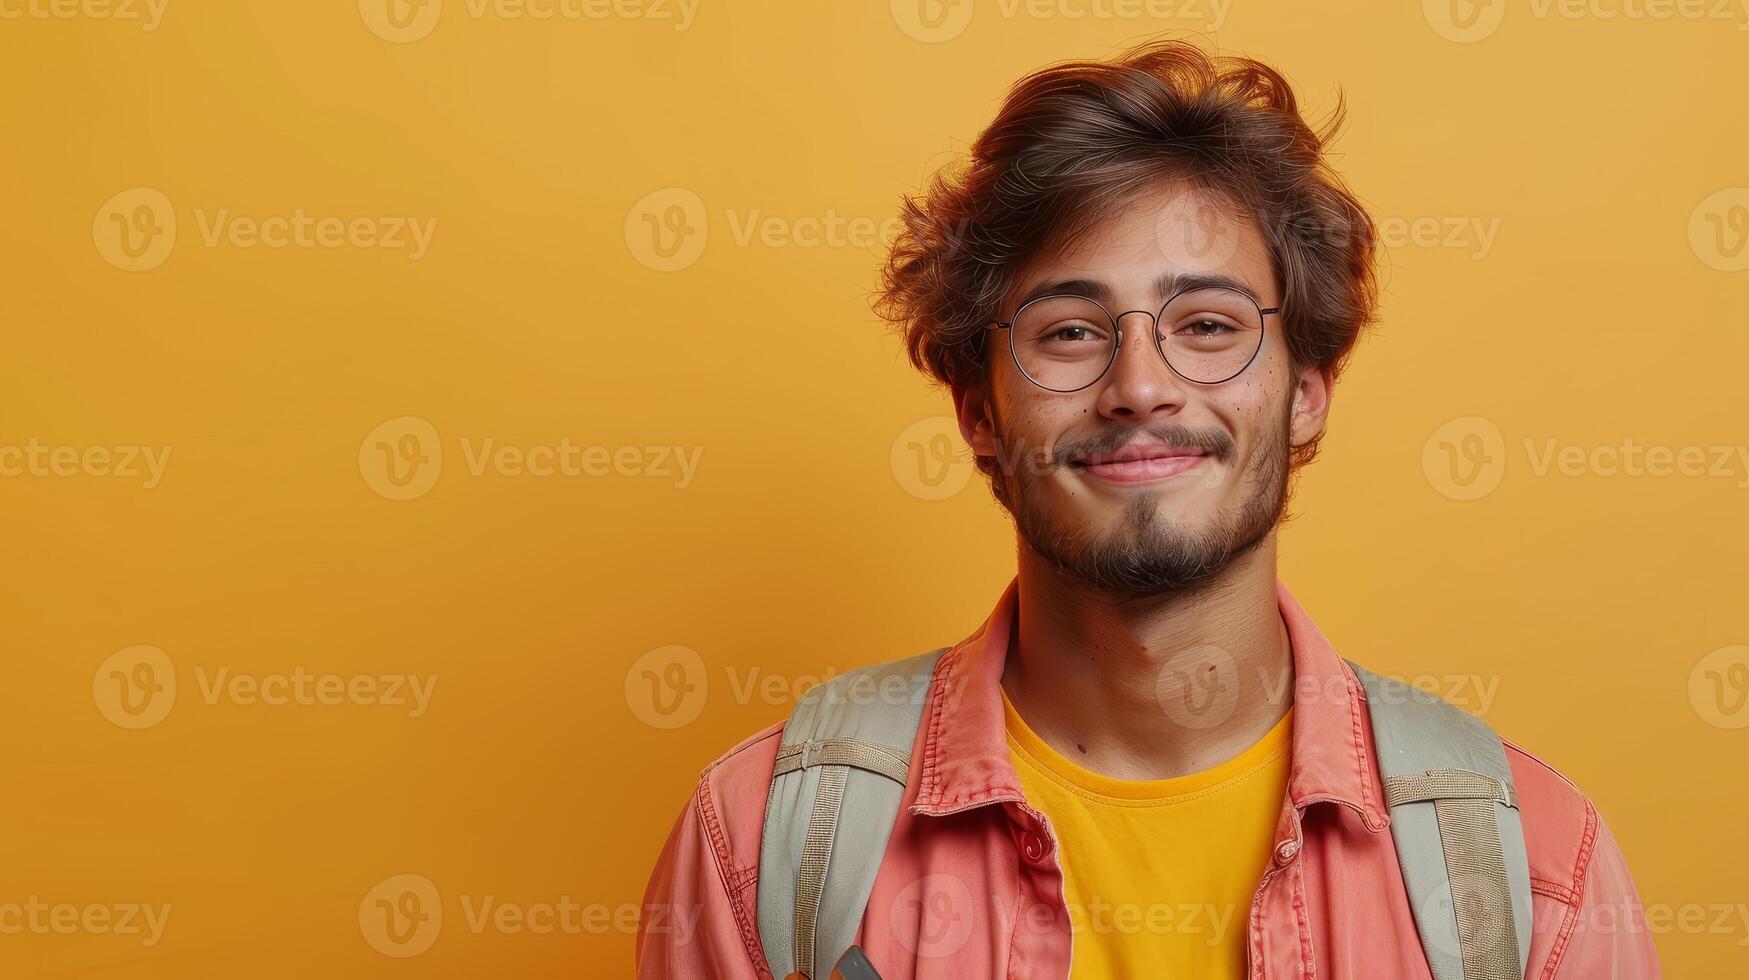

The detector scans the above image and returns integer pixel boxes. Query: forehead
[1005,179,1278,311]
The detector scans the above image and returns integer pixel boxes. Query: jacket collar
[909,576,1389,831]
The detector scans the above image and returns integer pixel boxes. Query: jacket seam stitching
[1291,855,1314,978]
[696,772,774,980]
[918,646,959,809]
[729,863,759,891]
[1569,799,1602,897]
[1342,666,1382,824]
[1530,878,1579,905]
[1537,799,1600,979]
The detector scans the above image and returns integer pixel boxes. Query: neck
[1000,532,1293,780]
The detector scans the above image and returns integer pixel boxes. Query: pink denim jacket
[638,578,1661,978]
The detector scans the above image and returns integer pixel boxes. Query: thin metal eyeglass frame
[985,289,1281,392]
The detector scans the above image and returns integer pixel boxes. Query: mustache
[1051,424,1234,468]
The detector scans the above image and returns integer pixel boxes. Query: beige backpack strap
[757,649,944,979]
[1349,660,1531,980]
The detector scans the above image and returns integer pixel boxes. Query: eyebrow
[1011,272,1267,311]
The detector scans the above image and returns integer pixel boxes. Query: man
[638,38,1658,979]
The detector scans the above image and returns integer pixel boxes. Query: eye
[1047,322,1108,343]
[1175,317,1236,338]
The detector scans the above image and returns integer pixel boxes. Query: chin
[1075,492,1222,538]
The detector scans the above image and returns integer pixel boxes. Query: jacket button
[1274,839,1300,865]
[1020,832,1047,863]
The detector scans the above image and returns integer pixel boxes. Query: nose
[1095,310,1190,420]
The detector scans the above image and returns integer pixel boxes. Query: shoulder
[1348,660,1619,905]
[678,720,787,877]
[1500,736,1609,903]
[675,646,947,871]
[642,720,787,974]
[1498,737,1660,975]
[699,719,787,797]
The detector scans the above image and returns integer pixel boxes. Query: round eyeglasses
[986,287,1279,392]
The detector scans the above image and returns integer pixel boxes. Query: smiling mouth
[1070,445,1210,485]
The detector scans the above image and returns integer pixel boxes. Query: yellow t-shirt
[1001,686,1292,979]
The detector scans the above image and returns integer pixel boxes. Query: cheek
[1219,384,1276,429]
[996,382,1097,443]
[1226,351,1294,424]
[1209,360,1292,481]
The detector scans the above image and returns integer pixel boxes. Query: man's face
[955,179,1331,599]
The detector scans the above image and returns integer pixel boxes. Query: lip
[1071,444,1209,486]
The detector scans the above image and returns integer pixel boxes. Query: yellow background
[3,0,1747,975]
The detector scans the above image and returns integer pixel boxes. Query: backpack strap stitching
[1386,769,1518,809]
[793,764,848,978]
[774,737,911,785]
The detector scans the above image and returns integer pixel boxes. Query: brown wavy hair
[875,37,1379,474]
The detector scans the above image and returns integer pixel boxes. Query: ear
[1288,361,1333,452]
[952,375,998,459]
